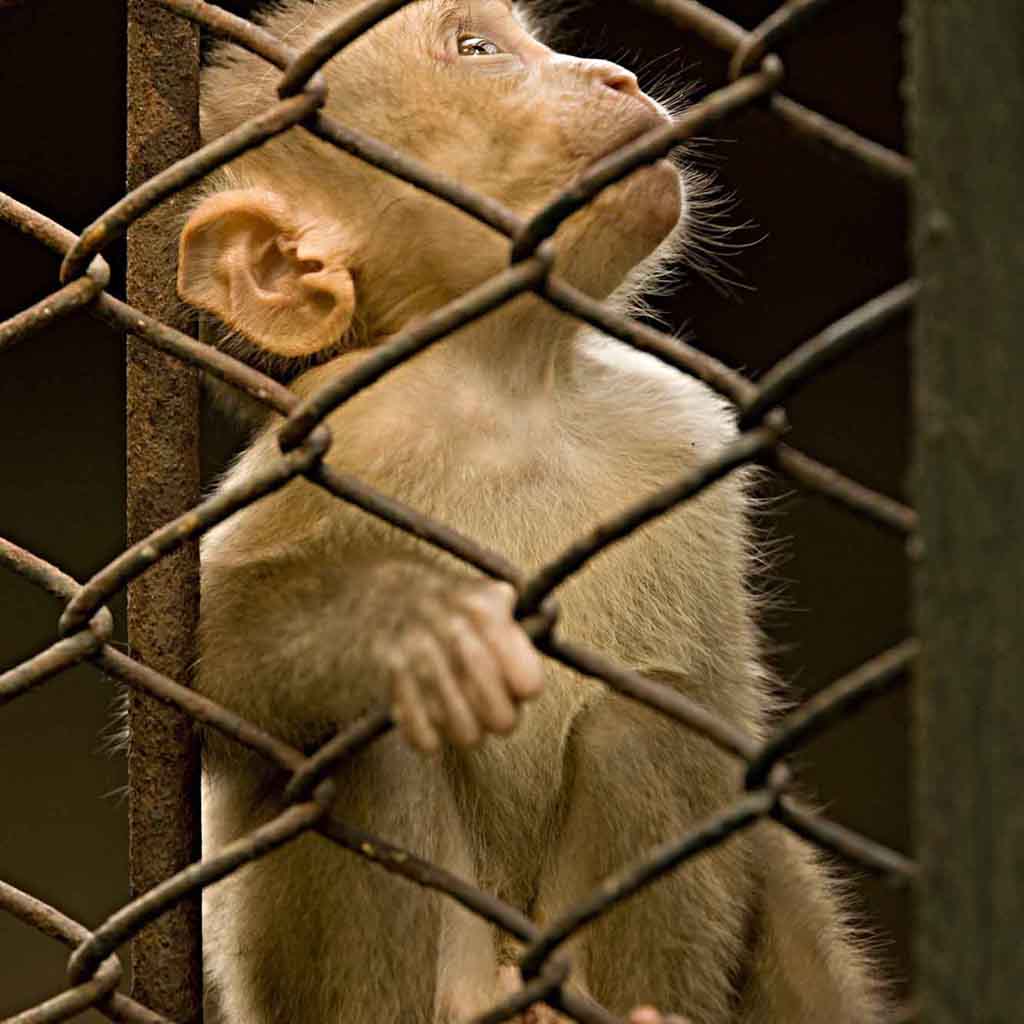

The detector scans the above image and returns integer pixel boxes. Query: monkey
[179,1,886,1021]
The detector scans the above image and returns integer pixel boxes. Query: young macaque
[182,1,884,1021]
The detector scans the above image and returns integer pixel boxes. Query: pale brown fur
[183,1,885,1021]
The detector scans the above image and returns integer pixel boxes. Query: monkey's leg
[203,734,471,1024]
[732,827,886,1023]
[432,854,509,1023]
[531,695,755,1023]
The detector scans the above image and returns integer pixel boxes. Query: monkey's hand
[372,579,545,753]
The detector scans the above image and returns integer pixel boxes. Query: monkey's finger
[393,672,440,754]
[396,634,449,743]
[481,616,545,703]
[421,688,446,728]
[447,617,519,734]
[454,584,543,704]
[414,638,483,748]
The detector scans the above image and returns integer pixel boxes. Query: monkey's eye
[458,34,502,57]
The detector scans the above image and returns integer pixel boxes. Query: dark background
[0,0,910,1017]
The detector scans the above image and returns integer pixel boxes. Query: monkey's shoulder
[572,336,739,458]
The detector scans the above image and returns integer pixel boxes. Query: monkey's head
[179,0,684,363]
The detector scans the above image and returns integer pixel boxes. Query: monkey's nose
[585,59,643,99]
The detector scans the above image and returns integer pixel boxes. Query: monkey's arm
[198,552,543,756]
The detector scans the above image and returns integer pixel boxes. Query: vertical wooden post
[908,3,1024,1021]
[126,2,202,1019]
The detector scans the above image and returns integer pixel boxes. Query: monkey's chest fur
[206,344,751,916]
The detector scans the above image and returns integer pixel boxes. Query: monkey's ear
[178,189,356,357]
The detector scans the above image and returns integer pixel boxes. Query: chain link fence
[1,0,926,1020]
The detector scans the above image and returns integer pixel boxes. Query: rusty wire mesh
[0,0,918,1021]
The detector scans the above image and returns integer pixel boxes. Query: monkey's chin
[625,160,685,240]
[591,159,684,254]
[552,162,683,298]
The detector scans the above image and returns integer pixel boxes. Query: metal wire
[0,0,918,1020]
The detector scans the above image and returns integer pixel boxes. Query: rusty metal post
[126,1,203,1018]
[908,2,1024,1021]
